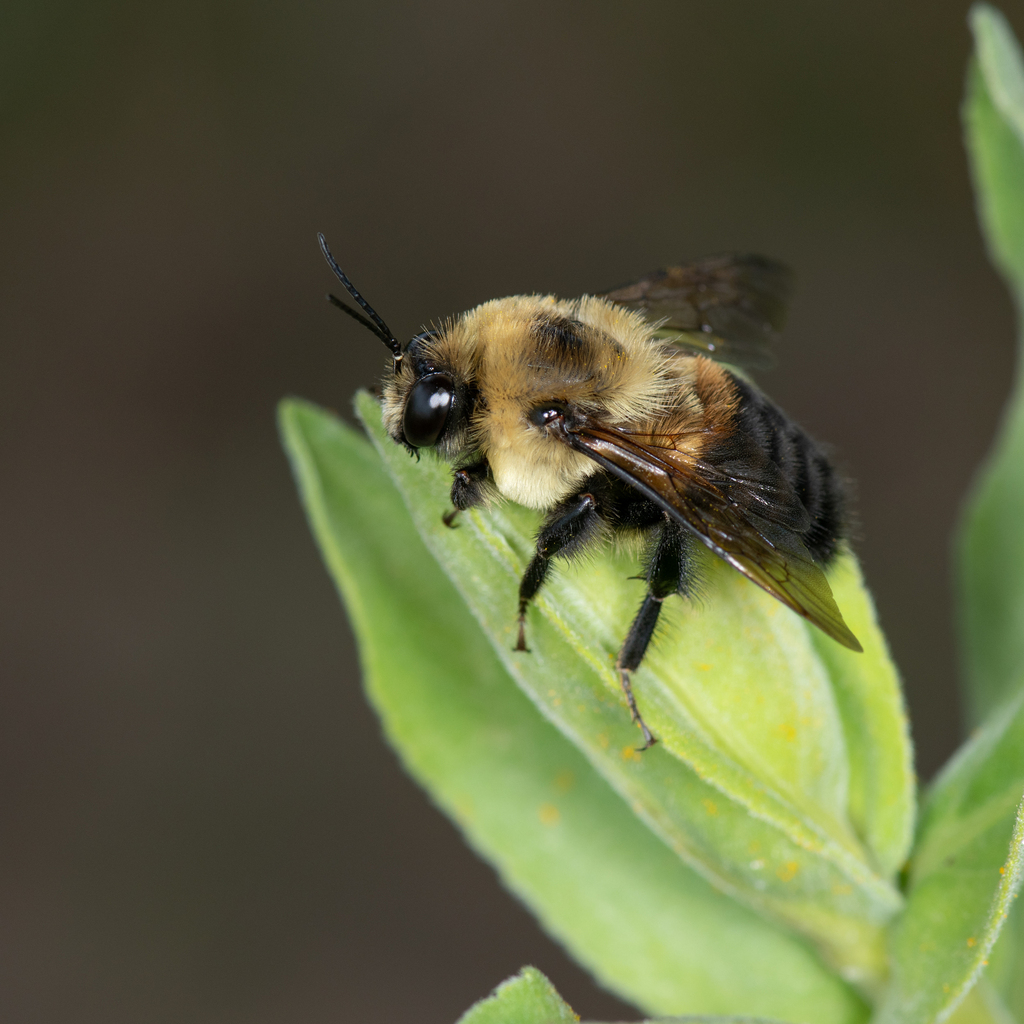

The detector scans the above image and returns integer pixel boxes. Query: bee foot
[635,724,658,751]
[618,668,657,750]
[514,615,530,653]
[442,508,460,528]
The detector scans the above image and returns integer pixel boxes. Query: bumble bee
[318,233,861,748]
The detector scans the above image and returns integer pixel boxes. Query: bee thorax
[487,442,594,509]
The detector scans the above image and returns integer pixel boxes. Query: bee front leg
[515,487,603,652]
[445,459,490,527]
[617,519,695,750]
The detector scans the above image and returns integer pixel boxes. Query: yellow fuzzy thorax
[382,293,697,509]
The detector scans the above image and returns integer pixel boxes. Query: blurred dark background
[1,1,1021,1021]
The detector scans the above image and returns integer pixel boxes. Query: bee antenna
[318,232,403,373]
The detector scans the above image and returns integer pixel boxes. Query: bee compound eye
[403,374,455,448]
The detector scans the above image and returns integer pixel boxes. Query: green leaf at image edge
[960,3,1024,724]
[279,398,868,1023]
[875,686,1024,1024]
[874,11,1024,1022]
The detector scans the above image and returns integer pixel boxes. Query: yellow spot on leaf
[596,733,610,750]
[778,722,797,742]
[552,697,562,707]
[1000,866,1006,875]
[777,861,799,882]
[943,984,951,993]
[967,937,977,947]
[621,745,642,762]
[696,663,713,671]
[554,770,575,793]
[538,803,560,826]
[702,799,719,816]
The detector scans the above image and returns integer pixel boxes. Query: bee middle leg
[515,485,605,652]
[617,519,695,750]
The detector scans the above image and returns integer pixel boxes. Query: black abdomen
[729,374,846,564]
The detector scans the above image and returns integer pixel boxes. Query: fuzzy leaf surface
[350,390,906,988]
[280,399,868,1022]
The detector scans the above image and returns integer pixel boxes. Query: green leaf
[960,4,1024,724]
[943,981,1019,1024]
[874,685,1024,1024]
[883,11,1024,1021]
[455,966,788,1024]
[348,390,906,991]
[279,398,868,1023]
[985,890,1024,1020]
[456,967,578,1024]
[809,557,914,879]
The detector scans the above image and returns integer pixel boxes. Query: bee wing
[600,255,794,371]
[565,421,862,652]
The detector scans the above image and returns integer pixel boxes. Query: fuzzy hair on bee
[318,233,861,749]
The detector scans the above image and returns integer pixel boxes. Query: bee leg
[616,521,694,750]
[515,558,548,652]
[621,670,655,750]
[617,602,660,750]
[445,459,490,527]
[515,489,602,652]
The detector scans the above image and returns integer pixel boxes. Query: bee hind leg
[616,597,662,750]
[616,520,696,750]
